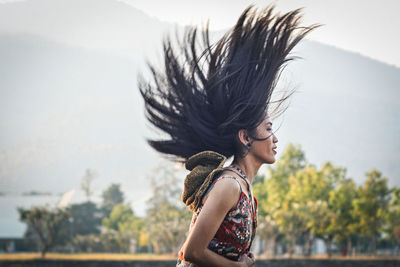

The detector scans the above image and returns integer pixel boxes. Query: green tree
[270,143,308,178]
[302,199,335,256]
[285,165,333,256]
[328,178,358,256]
[383,187,400,254]
[102,203,144,253]
[267,143,307,205]
[254,143,307,256]
[289,165,332,203]
[353,169,392,255]
[285,162,348,257]
[103,203,134,231]
[270,161,343,257]
[314,162,347,257]
[320,162,347,187]
[253,173,282,256]
[145,163,192,254]
[103,203,143,234]
[101,183,124,217]
[69,201,102,236]
[273,200,308,257]
[18,207,70,257]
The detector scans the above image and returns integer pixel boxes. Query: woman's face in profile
[251,117,278,164]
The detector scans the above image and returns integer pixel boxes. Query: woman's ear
[237,129,250,147]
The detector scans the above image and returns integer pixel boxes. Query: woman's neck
[232,156,262,184]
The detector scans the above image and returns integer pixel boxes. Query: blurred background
[0,0,399,259]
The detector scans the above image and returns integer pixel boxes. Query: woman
[139,4,320,266]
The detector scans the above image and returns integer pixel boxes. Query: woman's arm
[181,177,254,267]
[188,247,254,267]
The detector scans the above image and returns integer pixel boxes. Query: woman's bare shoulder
[202,173,242,208]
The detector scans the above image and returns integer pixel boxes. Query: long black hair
[139,4,321,161]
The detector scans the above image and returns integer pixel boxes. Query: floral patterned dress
[176,175,258,266]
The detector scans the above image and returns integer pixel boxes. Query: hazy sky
[1,0,398,67]
[121,0,400,68]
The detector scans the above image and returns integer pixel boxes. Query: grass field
[0,253,176,261]
[0,253,399,261]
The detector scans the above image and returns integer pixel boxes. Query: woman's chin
[264,156,276,164]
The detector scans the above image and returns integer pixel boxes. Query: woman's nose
[273,134,278,143]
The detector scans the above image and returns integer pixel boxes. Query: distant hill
[0,32,155,200]
[0,0,399,205]
[0,0,171,58]
[281,39,400,187]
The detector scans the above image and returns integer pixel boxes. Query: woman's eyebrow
[266,122,273,126]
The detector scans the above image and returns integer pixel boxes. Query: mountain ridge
[0,0,399,195]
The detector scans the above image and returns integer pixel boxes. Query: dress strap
[223,166,255,219]
[222,166,252,190]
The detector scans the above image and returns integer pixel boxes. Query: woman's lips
[272,147,277,154]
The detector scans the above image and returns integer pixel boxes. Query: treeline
[253,144,400,257]
[18,166,191,257]
[18,144,400,257]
